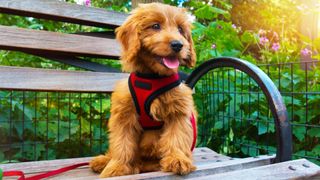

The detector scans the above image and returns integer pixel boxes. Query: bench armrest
[186,57,292,163]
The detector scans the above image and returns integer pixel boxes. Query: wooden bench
[1,148,319,179]
[0,0,319,179]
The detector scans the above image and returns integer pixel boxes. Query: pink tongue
[162,57,180,69]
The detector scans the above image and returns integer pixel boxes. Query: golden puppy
[90,3,197,178]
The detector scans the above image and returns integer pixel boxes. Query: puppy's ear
[185,28,196,68]
[115,15,141,68]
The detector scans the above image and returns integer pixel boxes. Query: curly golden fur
[89,3,197,178]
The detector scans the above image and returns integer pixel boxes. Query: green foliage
[193,66,320,162]
[194,5,228,20]
[230,0,301,34]
[0,92,110,162]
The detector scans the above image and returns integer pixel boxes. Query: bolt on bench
[0,0,319,179]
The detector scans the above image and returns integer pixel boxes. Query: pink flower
[232,24,237,29]
[75,0,91,6]
[272,43,280,51]
[85,0,91,6]
[301,48,312,56]
[259,36,269,46]
[211,44,216,49]
[273,32,279,39]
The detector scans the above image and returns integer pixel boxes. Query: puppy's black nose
[170,40,183,52]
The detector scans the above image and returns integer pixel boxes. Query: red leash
[3,170,26,180]
[2,162,89,180]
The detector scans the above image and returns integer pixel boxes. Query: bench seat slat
[105,155,274,180]
[190,159,320,180]
[0,148,221,174]
[0,25,121,58]
[0,147,235,179]
[0,66,128,92]
[0,0,128,28]
[0,150,276,180]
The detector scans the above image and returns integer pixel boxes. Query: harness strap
[129,73,181,130]
[2,162,88,180]
[129,72,197,151]
[190,113,197,151]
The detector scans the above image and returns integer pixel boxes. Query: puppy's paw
[160,155,196,175]
[99,161,140,178]
[89,155,111,173]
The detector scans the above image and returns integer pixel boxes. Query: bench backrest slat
[0,0,128,93]
[0,25,121,58]
[0,0,128,28]
[0,66,128,92]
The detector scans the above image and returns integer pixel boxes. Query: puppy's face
[116,3,196,75]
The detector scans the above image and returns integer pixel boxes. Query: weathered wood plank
[189,159,320,180]
[0,25,121,59]
[103,155,274,180]
[0,0,128,28]
[192,147,220,156]
[14,153,231,180]
[0,66,128,92]
[0,150,275,180]
[0,147,234,180]
[0,156,278,180]
[0,148,226,174]
[193,147,231,165]
[8,149,310,180]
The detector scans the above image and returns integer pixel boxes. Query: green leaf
[283,96,302,107]
[293,126,306,141]
[195,6,217,20]
[192,22,206,36]
[194,5,228,20]
[229,128,234,141]
[214,121,223,129]
[241,31,255,44]
[210,6,228,15]
[295,150,306,157]
[311,145,320,155]
[209,49,220,57]
[258,122,268,135]
[308,128,320,138]
[0,151,4,162]
[241,146,258,157]
[221,49,241,57]
[28,24,43,30]
[80,117,90,134]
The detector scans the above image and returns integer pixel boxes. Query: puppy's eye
[152,23,161,30]
[178,26,184,34]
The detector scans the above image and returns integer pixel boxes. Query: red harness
[128,73,197,151]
